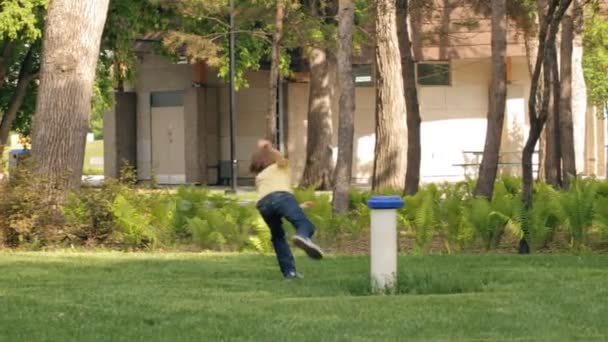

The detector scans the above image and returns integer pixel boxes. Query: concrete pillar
[596,111,606,178]
[585,106,597,176]
[103,92,137,179]
[184,87,207,184]
[137,91,152,180]
[367,196,405,294]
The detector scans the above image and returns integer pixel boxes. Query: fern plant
[466,180,517,250]
[512,183,562,251]
[402,185,439,252]
[557,178,596,251]
[111,194,157,248]
[436,182,474,253]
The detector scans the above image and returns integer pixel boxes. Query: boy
[249,139,323,279]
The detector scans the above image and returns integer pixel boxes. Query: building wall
[286,56,532,185]
[130,52,601,186]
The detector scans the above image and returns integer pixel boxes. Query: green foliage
[515,183,561,250]
[0,0,46,41]
[583,4,608,106]
[0,161,66,248]
[556,178,597,251]
[101,0,169,84]
[111,194,159,248]
[90,62,114,139]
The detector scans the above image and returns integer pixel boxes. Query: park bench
[453,150,539,178]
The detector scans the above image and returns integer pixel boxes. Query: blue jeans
[256,191,316,276]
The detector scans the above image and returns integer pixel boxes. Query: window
[151,91,183,107]
[416,62,451,86]
[353,64,373,87]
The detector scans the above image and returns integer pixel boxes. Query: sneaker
[292,235,324,260]
[284,271,303,280]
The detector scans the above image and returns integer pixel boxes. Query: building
[104,2,607,186]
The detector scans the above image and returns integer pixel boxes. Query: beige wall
[133,52,602,186]
[286,57,533,184]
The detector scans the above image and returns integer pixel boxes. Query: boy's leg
[278,194,323,260]
[278,194,316,238]
[259,211,297,277]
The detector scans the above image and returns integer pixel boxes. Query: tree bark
[31,0,110,190]
[544,41,562,187]
[332,0,356,214]
[558,6,576,188]
[300,47,335,190]
[0,40,16,88]
[372,0,407,192]
[521,0,572,254]
[0,46,37,154]
[474,0,508,199]
[266,0,286,144]
[398,0,422,196]
[570,0,586,175]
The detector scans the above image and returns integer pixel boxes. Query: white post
[367,196,404,294]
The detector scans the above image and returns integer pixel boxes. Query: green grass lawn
[2,139,103,176]
[83,140,103,175]
[0,252,607,341]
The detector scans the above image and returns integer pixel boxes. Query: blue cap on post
[367,196,405,209]
[10,149,29,155]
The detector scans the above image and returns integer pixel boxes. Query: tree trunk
[521,0,572,254]
[372,0,407,192]
[300,47,335,190]
[0,40,16,87]
[398,0,422,196]
[31,0,110,191]
[0,46,37,154]
[474,0,508,199]
[559,5,575,188]
[570,0,586,176]
[544,41,562,187]
[332,0,356,214]
[266,0,285,144]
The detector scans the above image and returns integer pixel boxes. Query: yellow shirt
[255,163,292,201]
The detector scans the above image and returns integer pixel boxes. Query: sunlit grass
[1,252,607,341]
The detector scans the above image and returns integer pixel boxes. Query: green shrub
[557,178,597,251]
[436,182,474,253]
[513,183,561,251]
[0,164,66,248]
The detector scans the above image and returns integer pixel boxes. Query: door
[151,106,186,184]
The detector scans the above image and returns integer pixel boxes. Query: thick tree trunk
[300,48,335,190]
[31,0,110,190]
[398,0,422,196]
[0,46,37,154]
[266,0,285,144]
[474,0,508,199]
[559,5,576,188]
[0,40,16,87]
[545,41,562,187]
[332,0,356,214]
[372,0,407,191]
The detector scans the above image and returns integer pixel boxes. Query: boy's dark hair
[249,145,288,175]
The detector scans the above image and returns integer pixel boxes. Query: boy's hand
[299,201,315,209]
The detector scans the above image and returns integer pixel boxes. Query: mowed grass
[83,140,104,175]
[0,252,607,341]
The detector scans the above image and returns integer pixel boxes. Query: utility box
[9,149,31,170]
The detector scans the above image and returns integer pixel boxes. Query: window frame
[415,61,452,87]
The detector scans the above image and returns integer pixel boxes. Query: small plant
[0,162,67,248]
[557,178,596,251]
